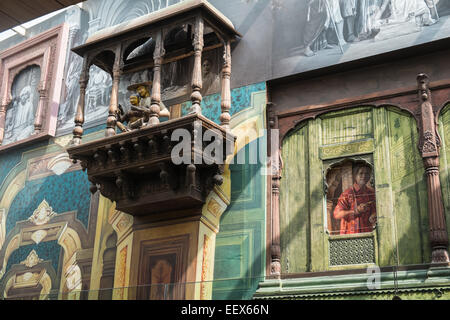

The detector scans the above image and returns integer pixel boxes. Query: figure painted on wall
[389,0,436,25]
[84,66,113,123]
[161,57,192,103]
[201,57,221,96]
[3,65,41,145]
[57,5,85,132]
[272,0,450,78]
[327,162,377,235]
[149,255,176,300]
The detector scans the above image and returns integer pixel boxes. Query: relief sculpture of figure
[333,164,377,235]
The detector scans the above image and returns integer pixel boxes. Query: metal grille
[329,237,375,266]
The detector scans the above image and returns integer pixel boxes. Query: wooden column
[106,48,121,137]
[148,30,164,126]
[220,40,231,130]
[72,58,90,146]
[34,83,48,134]
[268,104,281,277]
[190,16,204,115]
[417,74,449,264]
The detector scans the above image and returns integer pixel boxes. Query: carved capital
[417,73,440,158]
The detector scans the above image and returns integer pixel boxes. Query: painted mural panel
[272,0,450,79]
[280,124,310,273]
[387,108,429,265]
[3,66,41,145]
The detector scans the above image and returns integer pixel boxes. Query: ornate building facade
[0,0,449,300]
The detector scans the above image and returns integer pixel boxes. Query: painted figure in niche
[201,58,221,96]
[333,163,376,234]
[327,162,376,235]
[149,257,174,300]
[3,65,41,145]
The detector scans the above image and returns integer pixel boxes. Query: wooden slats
[0,0,85,33]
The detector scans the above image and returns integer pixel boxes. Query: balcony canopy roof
[72,0,241,57]
[0,0,85,33]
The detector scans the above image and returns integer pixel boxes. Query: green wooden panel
[438,105,450,240]
[280,106,431,274]
[372,107,396,266]
[320,107,373,145]
[387,108,429,265]
[280,124,310,273]
[309,119,326,271]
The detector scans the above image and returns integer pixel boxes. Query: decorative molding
[28,200,57,226]
[20,250,43,268]
[320,139,375,160]
[27,152,82,181]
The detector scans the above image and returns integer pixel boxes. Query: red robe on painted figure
[333,183,376,235]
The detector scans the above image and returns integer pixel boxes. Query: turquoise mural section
[213,138,266,300]
[6,241,61,274]
[0,136,94,294]
[181,82,266,123]
[6,170,91,232]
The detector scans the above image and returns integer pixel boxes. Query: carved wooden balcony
[66,0,240,216]
[67,114,235,215]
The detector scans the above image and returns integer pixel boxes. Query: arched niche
[0,254,57,300]
[98,231,117,300]
[0,24,69,151]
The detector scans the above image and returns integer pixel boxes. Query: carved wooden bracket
[67,114,235,216]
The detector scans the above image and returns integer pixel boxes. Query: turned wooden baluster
[220,39,231,130]
[106,47,122,137]
[417,73,449,264]
[148,30,165,126]
[34,81,48,134]
[190,16,204,114]
[72,58,90,146]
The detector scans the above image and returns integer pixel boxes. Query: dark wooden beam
[0,0,85,33]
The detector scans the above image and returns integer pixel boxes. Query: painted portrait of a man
[327,161,377,235]
[333,163,376,234]
[3,65,41,145]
